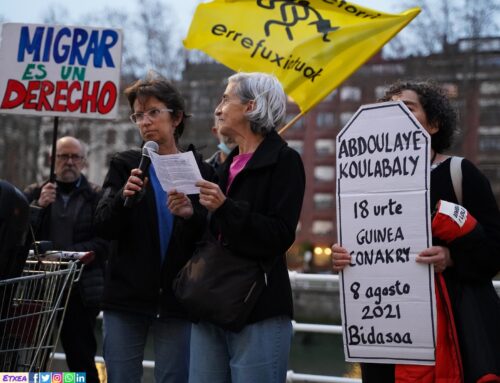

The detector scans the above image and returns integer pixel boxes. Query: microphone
[123,141,159,208]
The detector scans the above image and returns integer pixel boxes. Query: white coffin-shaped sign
[336,101,436,365]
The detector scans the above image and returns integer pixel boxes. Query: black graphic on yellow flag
[258,0,339,42]
[184,0,420,113]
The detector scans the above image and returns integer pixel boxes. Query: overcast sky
[1,0,411,38]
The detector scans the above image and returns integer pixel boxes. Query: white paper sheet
[149,151,203,195]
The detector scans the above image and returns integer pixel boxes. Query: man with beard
[25,136,108,383]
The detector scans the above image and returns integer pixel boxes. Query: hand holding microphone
[123,141,159,208]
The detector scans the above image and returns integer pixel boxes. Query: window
[340,112,353,127]
[375,86,387,100]
[286,114,304,130]
[340,86,361,101]
[479,136,500,151]
[314,166,334,182]
[106,130,116,145]
[316,112,335,129]
[323,89,338,102]
[288,140,304,154]
[314,193,334,209]
[315,139,335,156]
[312,220,334,235]
[481,82,500,95]
[479,99,500,108]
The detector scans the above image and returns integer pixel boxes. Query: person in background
[332,81,500,383]
[188,72,305,383]
[24,136,108,383]
[206,123,237,170]
[94,71,212,383]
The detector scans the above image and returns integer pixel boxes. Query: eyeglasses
[56,154,84,163]
[130,108,173,124]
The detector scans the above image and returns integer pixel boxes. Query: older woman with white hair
[191,72,306,382]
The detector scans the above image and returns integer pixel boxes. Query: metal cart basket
[0,254,81,372]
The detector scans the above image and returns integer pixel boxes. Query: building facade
[3,37,498,269]
[283,36,500,268]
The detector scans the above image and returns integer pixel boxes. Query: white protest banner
[0,23,123,119]
[336,101,436,364]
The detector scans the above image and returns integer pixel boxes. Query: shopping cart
[0,251,91,372]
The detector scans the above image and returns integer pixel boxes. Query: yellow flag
[184,0,420,113]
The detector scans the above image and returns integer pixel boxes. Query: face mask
[218,142,233,155]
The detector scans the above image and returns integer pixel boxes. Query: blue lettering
[16,26,118,68]
[82,31,100,67]
[42,27,54,61]
[17,26,44,62]
[69,28,88,66]
[96,29,118,67]
[53,27,71,63]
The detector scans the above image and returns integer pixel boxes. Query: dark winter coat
[362,158,500,383]
[24,175,109,306]
[94,147,212,319]
[210,130,305,325]
[432,158,500,382]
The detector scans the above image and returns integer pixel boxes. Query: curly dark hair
[379,81,457,153]
[124,71,190,143]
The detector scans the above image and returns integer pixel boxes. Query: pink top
[227,152,253,192]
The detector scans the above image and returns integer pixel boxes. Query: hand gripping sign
[336,101,436,364]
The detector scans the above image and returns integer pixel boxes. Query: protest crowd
[0,2,499,383]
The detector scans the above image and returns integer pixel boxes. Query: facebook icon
[29,373,39,383]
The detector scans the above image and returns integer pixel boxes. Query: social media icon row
[0,372,85,383]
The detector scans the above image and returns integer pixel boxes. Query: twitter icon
[40,373,51,382]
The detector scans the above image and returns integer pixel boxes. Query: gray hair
[228,72,287,135]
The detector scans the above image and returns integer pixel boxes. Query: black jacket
[95,147,212,319]
[24,175,109,306]
[432,158,500,382]
[211,131,305,324]
[362,158,500,382]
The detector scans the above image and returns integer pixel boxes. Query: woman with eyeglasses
[95,71,213,383]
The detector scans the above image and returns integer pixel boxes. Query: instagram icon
[52,373,63,383]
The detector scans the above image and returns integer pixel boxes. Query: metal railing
[51,272,500,383]
[287,272,500,383]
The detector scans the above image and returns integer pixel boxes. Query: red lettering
[1,80,26,108]
[37,81,55,111]
[1,79,116,115]
[24,81,41,109]
[67,81,81,112]
[81,81,99,113]
[98,81,117,114]
[53,81,69,112]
